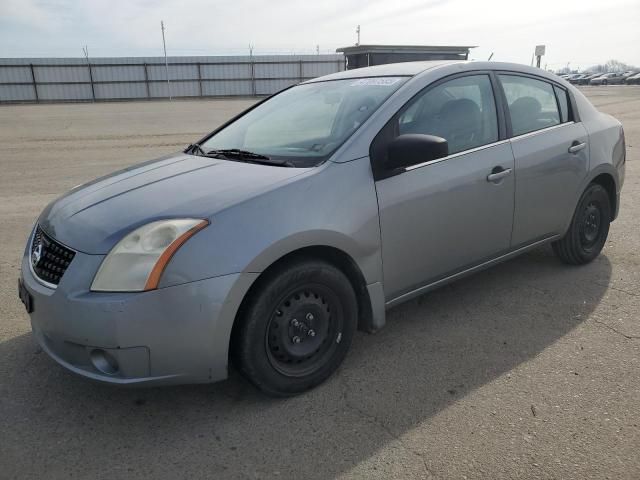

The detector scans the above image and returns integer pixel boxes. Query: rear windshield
[199,77,408,167]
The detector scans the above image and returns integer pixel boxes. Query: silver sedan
[19,61,625,396]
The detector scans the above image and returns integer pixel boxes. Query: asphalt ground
[0,86,639,479]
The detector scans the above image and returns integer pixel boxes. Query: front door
[373,74,515,300]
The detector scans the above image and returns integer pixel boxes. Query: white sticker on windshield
[350,77,402,87]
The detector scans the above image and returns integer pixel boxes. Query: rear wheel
[232,259,357,396]
[552,183,611,265]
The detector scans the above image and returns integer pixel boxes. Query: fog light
[90,349,119,375]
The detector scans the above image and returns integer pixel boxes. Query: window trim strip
[403,120,576,173]
[509,120,575,142]
[404,139,510,172]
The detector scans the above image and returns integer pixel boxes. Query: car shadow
[0,246,612,479]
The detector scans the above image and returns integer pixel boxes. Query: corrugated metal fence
[0,55,345,103]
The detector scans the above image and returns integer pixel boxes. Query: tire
[552,183,611,265]
[231,259,357,396]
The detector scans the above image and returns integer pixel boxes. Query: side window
[553,85,570,123]
[499,74,560,136]
[397,75,499,155]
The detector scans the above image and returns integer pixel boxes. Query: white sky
[1,0,639,70]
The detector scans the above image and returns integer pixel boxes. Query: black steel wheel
[266,284,344,377]
[552,183,611,265]
[232,259,357,396]
[579,202,602,249]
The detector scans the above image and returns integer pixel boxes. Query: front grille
[30,226,75,286]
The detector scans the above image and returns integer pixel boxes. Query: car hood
[38,153,310,254]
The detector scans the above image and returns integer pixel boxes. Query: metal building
[0,54,345,103]
[336,45,475,70]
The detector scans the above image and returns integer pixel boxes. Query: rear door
[373,73,515,300]
[497,74,589,246]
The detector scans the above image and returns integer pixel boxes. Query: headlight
[91,219,209,292]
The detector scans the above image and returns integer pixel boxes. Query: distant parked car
[569,74,590,85]
[591,73,624,85]
[622,71,639,83]
[578,73,603,85]
[588,74,606,85]
[609,73,627,85]
[625,72,640,85]
[565,74,581,84]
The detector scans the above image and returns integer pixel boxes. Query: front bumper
[20,248,257,386]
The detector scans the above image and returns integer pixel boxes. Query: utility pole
[160,20,171,100]
[82,45,95,102]
[356,25,360,46]
[249,44,256,97]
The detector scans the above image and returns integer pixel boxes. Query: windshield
[199,77,408,167]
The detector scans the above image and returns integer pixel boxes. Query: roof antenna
[487,52,494,61]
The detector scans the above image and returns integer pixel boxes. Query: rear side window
[397,74,499,154]
[499,75,560,136]
[553,85,570,123]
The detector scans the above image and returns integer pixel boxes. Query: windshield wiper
[205,149,294,167]
[206,149,270,160]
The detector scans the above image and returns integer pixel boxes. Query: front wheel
[552,183,611,265]
[231,259,357,396]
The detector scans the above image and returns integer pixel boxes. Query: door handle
[568,141,587,154]
[487,167,513,183]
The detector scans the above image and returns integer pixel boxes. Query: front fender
[158,157,382,288]
[242,229,378,278]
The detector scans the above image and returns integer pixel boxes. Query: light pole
[161,20,171,100]
[82,45,95,102]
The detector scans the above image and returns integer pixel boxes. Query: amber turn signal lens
[143,220,209,290]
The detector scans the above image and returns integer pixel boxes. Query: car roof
[304,60,460,82]
[304,60,576,85]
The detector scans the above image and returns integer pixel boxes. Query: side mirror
[385,134,448,171]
